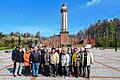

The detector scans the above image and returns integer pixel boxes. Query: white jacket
[82,50,94,66]
[61,53,70,66]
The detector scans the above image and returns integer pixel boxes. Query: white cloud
[86,0,101,6]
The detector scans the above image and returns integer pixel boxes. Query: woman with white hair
[61,47,70,79]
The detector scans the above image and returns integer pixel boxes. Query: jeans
[14,62,22,75]
[65,66,69,77]
[62,66,69,77]
[32,63,39,77]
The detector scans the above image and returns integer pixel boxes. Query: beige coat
[50,52,59,64]
[82,50,94,66]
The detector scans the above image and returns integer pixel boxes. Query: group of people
[11,44,94,79]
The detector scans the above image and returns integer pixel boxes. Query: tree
[35,31,41,45]
[0,32,4,39]
[83,17,120,49]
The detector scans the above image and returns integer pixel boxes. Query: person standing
[76,47,84,77]
[82,45,94,79]
[30,47,41,77]
[61,48,70,79]
[13,46,24,77]
[40,46,45,74]
[23,48,31,76]
[44,48,50,76]
[72,48,78,78]
[11,46,19,75]
[49,48,59,77]
[67,48,72,77]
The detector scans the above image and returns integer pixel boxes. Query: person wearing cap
[49,48,59,77]
[72,48,78,78]
[61,47,70,79]
[82,44,94,79]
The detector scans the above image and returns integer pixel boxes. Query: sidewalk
[0,49,120,80]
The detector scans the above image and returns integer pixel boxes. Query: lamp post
[115,27,117,51]
[18,34,20,46]
[11,36,14,48]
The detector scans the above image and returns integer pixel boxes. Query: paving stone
[0,49,120,80]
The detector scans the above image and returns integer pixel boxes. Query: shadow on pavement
[7,68,14,73]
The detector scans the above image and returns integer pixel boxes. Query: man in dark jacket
[30,47,41,78]
[13,46,24,77]
[12,46,19,75]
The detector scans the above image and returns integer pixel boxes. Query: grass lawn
[0,47,14,50]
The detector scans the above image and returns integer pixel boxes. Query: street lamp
[115,27,117,51]
[18,34,20,46]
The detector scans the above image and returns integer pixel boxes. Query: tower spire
[61,1,68,33]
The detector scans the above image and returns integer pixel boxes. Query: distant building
[43,3,95,47]
[84,37,96,47]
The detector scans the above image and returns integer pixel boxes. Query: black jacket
[15,50,24,62]
[12,49,17,61]
[30,51,41,63]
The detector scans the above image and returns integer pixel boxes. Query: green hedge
[0,47,13,50]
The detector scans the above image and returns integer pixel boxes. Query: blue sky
[0,0,120,37]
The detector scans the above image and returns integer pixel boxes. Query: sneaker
[18,74,22,76]
[13,74,17,77]
[83,75,86,78]
[35,74,38,77]
[86,76,90,79]
[76,76,78,78]
[36,77,38,80]
[80,75,83,77]
[53,75,56,78]
[32,75,35,77]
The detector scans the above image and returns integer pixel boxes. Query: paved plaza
[0,49,120,80]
